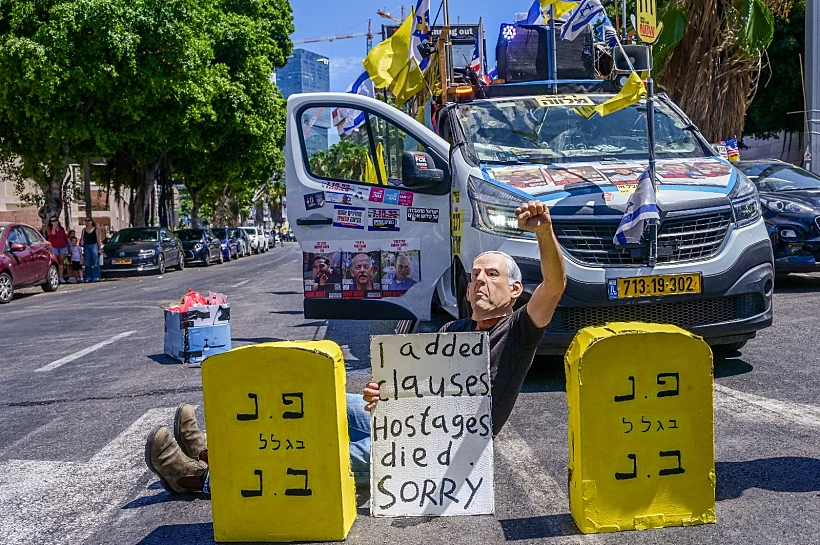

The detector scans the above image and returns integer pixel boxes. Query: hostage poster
[341,239,381,299]
[303,241,342,299]
[381,238,421,297]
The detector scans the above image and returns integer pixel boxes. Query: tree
[655,0,795,142]
[743,4,805,139]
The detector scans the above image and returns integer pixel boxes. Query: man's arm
[515,200,567,328]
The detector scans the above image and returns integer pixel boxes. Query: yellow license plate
[114,259,132,265]
[611,273,702,299]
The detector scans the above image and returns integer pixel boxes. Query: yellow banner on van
[203,341,356,542]
[565,323,716,534]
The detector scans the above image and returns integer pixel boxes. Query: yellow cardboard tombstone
[202,341,356,542]
[565,323,716,534]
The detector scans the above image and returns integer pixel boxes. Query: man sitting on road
[145,200,565,493]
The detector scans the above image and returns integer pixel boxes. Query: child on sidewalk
[69,237,84,283]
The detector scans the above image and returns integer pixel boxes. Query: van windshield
[457,96,705,164]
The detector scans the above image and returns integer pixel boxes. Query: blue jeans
[84,244,100,281]
[203,393,370,494]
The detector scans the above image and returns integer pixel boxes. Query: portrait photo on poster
[381,239,420,297]
[303,243,343,299]
[341,240,381,299]
[304,191,325,210]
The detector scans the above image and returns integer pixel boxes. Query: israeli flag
[613,169,660,246]
[524,0,543,24]
[332,70,375,135]
[560,0,605,41]
[411,0,432,71]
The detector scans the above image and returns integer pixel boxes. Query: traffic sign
[637,0,658,43]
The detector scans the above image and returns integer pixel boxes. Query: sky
[290,0,522,91]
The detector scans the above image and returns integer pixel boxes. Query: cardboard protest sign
[369,332,494,517]
[202,341,357,542]
[566,323,716,534]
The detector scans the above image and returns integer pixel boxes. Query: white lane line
[495,427,600,544]
[34,331,136,372]
[715,383,820,429]
[0,407,175,545]
[231,279,252,288]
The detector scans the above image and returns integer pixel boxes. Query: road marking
[715,383,820,429]
[34,331,136,372]
[0,407,175,545]
[231,279,252,288]
[495,427,600,544]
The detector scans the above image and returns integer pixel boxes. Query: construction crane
[376,5,406,23]
[293,19,374,53]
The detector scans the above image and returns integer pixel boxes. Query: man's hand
[363,381,381,412]
[515,200,552,233]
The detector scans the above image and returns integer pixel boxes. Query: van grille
[546,294,764,332]
[553,209,734,266]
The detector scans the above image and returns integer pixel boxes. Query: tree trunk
[191,189,201,229]
[83,160,93,215]
[131,159,161,227]
[38,167,66,232]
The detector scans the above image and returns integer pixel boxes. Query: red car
[0,222,60,303]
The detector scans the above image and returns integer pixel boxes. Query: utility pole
[806,0,820,174]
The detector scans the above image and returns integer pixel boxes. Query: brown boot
[173,403,208,460]
[145,426,207,494]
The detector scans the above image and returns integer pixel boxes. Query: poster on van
[303,241,343,299]
[342,239,381,299]
[381,238,421,297]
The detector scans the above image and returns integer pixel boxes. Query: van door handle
[296,217,333,226]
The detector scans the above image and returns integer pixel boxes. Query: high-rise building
[277,49,331,156]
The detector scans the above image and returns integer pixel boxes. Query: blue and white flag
[488,65,498,81]
[560,0,605,41]
[595,14,618,47]
[613,169,659,246]
[332,70,375,135]
[523,0,543,24]
[411,0,432,71]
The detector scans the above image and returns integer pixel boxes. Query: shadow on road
[269,310,304,315]
[122,489,206,509]
[773,273,820,294]
[716,456,820,500]
[267,290,301,295]
[521,356,566,393]
[148,354,182,366]
[231,337,286,344]
[135,522,215,544]
[714,355,754,378]
[498,513,579,540]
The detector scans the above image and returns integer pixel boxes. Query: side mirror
[401,151,446,191]
[9,242,25,252]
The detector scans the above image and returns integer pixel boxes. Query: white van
[286,90,773,354]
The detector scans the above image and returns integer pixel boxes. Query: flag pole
[549,4,558,94]
[645,49,659,266]
[443,0,453,88]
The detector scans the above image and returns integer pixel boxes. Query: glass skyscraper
[278,49,331,156]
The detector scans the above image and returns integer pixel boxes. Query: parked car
[265,229,275,248]
[241,226,261,254]
[0,222,60,303]
[736,160,820,273]
[177,228,223,266]
[102,227,184,276]
[231,228,250,257]
[211,227,240,261]
[257,227,269,252]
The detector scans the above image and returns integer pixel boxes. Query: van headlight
[729,171,761,228]
[467,176,533,239]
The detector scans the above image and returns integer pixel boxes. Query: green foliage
[309,141,370,182]
[744,5,805,138]
[739,0,776,53]
[653,4,688,71]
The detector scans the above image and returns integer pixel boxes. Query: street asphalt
[0,244,818,545]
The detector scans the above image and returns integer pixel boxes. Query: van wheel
[42,265,60,292]
[456,271,471,320]
[712,340,747,356]
[0,271,14,303]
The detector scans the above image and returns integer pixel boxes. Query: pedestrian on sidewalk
[45,216,69,283]
[69,236,84,283]
[80,218,103,282]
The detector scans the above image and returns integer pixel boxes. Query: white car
[241,227,261,254]
[286,91,773,355]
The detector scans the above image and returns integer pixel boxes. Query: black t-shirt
[441,305,547,435]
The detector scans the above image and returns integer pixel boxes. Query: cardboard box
[164,323,232,364]
[165,304,231,330]
[202,341,356,542]
[566,322,716,533]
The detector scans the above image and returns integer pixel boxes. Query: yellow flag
[362,9,425,107]
[366,142,389,185]
[541,0,579,20]
[594,72,647,117]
